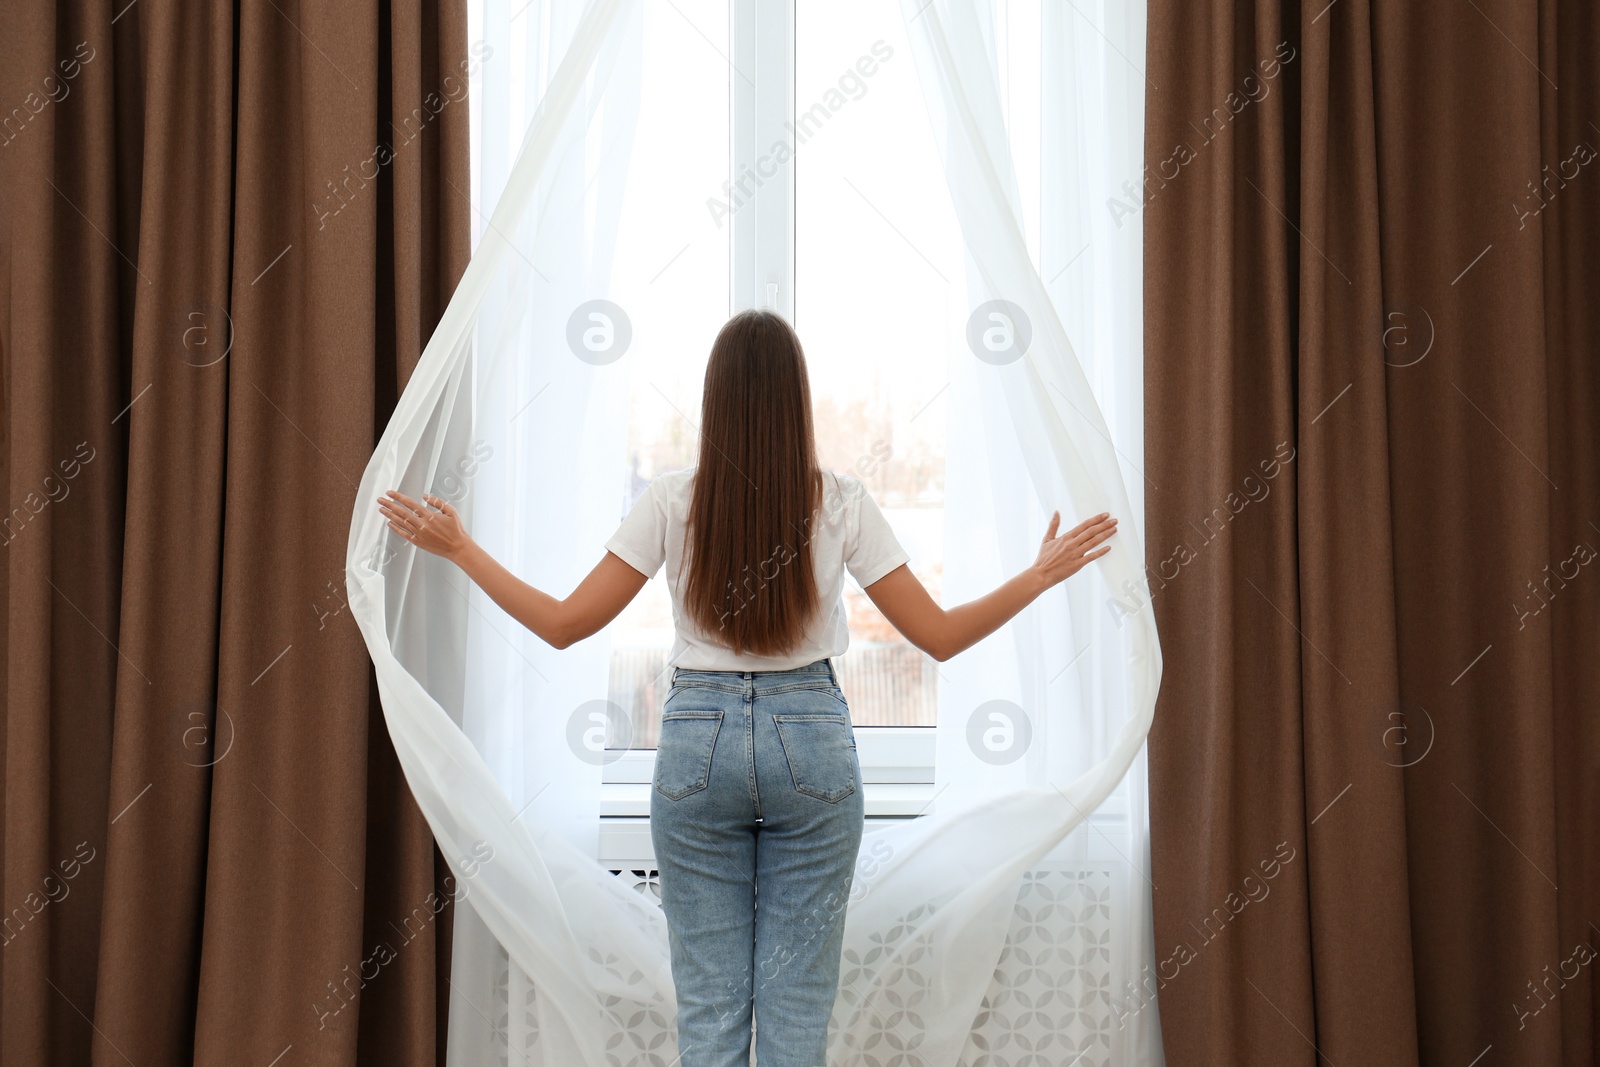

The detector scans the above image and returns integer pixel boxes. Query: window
[602,0,944,806]
[794,0,954,731]
[600,0,733,751]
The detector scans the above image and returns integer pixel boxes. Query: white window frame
[601,0,936,819]
[730,0,794,317]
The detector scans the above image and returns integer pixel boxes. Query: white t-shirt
[604,467,911,671]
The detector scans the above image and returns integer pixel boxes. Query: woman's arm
[377,490,647,649]
[862,510,1118,662]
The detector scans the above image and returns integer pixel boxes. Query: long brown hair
[681,309,823,657]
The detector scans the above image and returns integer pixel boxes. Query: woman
[376,308,1117,1067]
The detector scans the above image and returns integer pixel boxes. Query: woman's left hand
[377,490,472,561]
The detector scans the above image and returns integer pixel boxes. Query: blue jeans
[650,658,866,1067]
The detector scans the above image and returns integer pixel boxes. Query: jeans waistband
[671,658,836,687]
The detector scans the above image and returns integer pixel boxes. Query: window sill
[601,726,938,785]
[599,781,941,818]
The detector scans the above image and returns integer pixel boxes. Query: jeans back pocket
[654,710,724,800]
[771,714,858,803]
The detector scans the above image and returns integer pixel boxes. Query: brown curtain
[0,1,469,1062]
[1143,1,1598,1064]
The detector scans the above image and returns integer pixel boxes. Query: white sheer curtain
[908,2,1161,1064]
[344,0,1162,1063]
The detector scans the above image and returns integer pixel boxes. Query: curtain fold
[347,0,1163,1063]
[0,1,470,1062]
[445,2,647,1059]
[1144,1,1599,1063]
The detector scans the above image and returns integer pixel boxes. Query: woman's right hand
[1031,511,1118,587]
